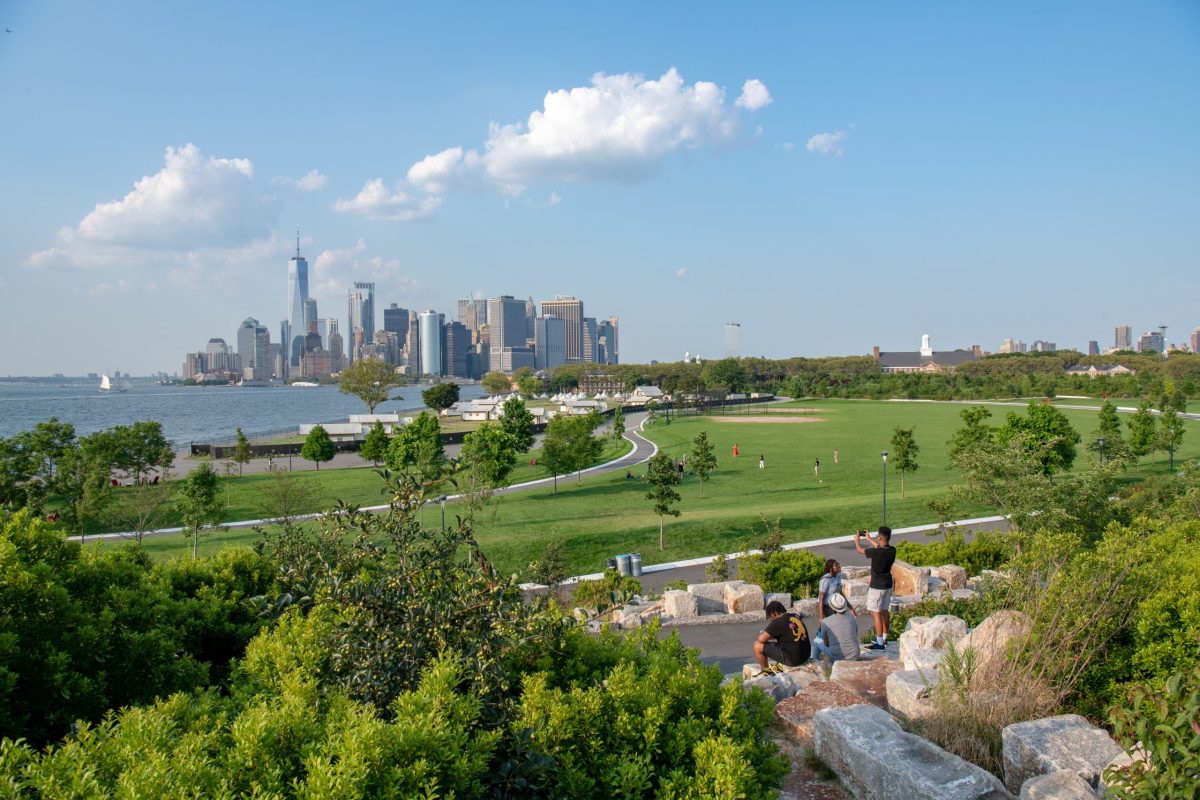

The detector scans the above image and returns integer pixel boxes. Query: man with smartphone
[854,526,896,650]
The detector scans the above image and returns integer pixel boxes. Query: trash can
[629,552,643,577]
[616,554,632,577]
[605,557,618,571]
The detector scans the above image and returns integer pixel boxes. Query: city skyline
[2,3,1198,374]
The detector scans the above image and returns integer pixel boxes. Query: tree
[500,397,536,453]
[460,422,518,489]
[258,467,318,533]
[55,440,114,537]
[421,382,460,412]
[338,357,403,413]
[1157,400,1186,471]
[948,406,995,468]
[481,371,511,395]
[890,426,920,498]
[176,462,224,558]
[1088,401,1127,464]
[117,421,175,483]
[300,425,336,470]
[16,417,76,481]
[611,404,625,442]
[690,430,717,498]
[645,399,659,425]
[550,371,579,392]
[700,358,749,393]
[233,427,252,475]
[996,401,1081,477]
[540,414,602,491]
[386,412,446,484]
[111,470,176,543]
[516,373,541,399]
[645,452,682,550]
[1127,401,1158,465]
[360,420,390,466]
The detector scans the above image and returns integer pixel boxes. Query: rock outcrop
[956,610,1032,676]
[829,658,903,708]
[886,669,940,720]
[934,564,968,590]
[774,681,865,742]
[813,704,1013,800]
[1001,714,1122,793]
[890,561,931,596]
[1018,770,1097,799]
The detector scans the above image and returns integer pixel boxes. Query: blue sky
[1,1,1198,375]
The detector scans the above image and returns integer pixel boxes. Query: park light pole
[440,495,447,532]
[1098,436,1105,465]
[881,451,888,528]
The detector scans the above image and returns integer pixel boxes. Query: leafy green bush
[894,528,1013,576]
[1104,668,1200,799]
[0,510,272,747]
[572,568,643,610]
[738,548,824,595]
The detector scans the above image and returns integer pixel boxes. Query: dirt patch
[711,416,828,424]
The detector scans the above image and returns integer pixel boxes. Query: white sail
[100,374,112,392]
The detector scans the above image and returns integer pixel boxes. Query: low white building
[299,423,362,443]
[560,399,607,416]
[628,385,664,403]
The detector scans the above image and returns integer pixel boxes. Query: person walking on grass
[813,592,859,665]
[834,448,839,465]
[855,526,896,650]
[759,454,765,469]
[753,600,810,674]
[733,443,739,458]
[814,458,821,481]
[816,558,854,625]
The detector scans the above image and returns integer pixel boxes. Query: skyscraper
[1088,340,1099,356]
[286,235,309,371]
[1191,327,1200,354]
[525,296,537,340]
[328,319,345,373]
[598,316,619,364]
[383,304,409,350]
[348,289,368,363]
[443,321,470,378]
[303,298,318,332]
[1115,325,1132,350]
[487,296,527,349]
[540,296,583,362]
[354,282,376,340]
[535,315,566,370]
[582,317,598,363]
[418,310,441,377]
[237,317,270,380]
[725,322,741,358]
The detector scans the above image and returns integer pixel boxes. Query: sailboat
[99,374,130,393]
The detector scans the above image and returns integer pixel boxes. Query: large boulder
[662,590,698,620]
[795,597,820,619]
[886,669,940,720]
[843,577,870,599]
[774,680,864,742]
[813,704,1013,800]
[841,565,870,580]
[957,610,1033,676]
[903,648,943,676]
[765,591,792,609]
[1001,714,1123,794]
[934,564,969,590]
[927,577,949,594]
[688,581,735,613]
[891,561,931,596]
[903,614,968,654]
[744,663,826,703]
[725,581,766,614]
[829,658,904,708]
[1018,771,1097,799]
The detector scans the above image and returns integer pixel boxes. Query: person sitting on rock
[812,592,859,664]
[753,600,810,674]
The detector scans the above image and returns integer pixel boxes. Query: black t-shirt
[865,545,896,590]
[765,612,811,664]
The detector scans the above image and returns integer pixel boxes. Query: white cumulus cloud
[334,178,441,222]
[29,143,281,271]
[271,169,328,191]
[311,239,420,300]
[676,267,688,278]
[735,79,772,111]
[806,130,846,157]
[406,68,769,197]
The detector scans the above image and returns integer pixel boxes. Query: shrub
[572,568,643,611]
[1104,668,1200,800]
[893,528,1013,576]
[738,549,824,595]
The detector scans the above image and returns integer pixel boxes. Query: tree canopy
[338,357,403,413]
[996,401,1081,476]
[500,397,536,453]
[890,426,919,498]
[645,451,682,550]
[690,430,717,497]
[360,420,390,465]
[481,371,511,395]
[300,425,336,470]
[421,382,460,412]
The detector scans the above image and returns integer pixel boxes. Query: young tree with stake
[301,425,336,470]
[690,430,717,497]
[890,426,919,498]
[645,451,682,550]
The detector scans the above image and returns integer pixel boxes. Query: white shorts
[866,588,893,613]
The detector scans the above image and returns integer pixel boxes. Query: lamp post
[440,495,447,532]
[881,451,888,527]
[1098,436,1105,465]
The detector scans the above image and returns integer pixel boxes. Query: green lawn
[97,399,1200,576]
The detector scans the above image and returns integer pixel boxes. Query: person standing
[759,454,765,469]
[753,600,810,672]
[834,448,839,464]
[814,458,821,480]
[813,592,860,664]
[855,526,896,650]
[733,443,740,458]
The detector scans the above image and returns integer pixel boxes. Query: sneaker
[867,642,886,651]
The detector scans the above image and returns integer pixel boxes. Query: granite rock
[1001,714,1123,793]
